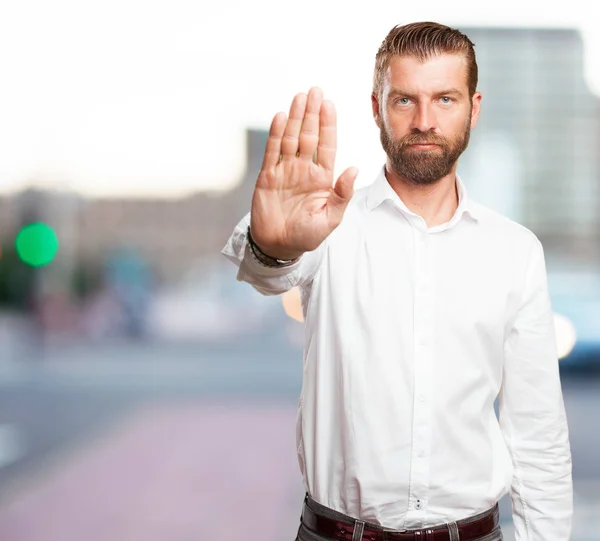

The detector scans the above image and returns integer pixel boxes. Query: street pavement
[0,339,598,541]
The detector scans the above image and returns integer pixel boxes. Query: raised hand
[249,87,358,261]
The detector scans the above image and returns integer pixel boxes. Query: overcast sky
[0,0,598,197]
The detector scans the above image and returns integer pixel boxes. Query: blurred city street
[0,338,598,541]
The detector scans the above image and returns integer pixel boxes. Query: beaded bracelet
[246,226,300,268]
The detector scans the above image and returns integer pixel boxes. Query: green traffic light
[15,222,59,267]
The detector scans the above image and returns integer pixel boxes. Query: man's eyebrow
[387,89,415,99]
[433,88,464,97]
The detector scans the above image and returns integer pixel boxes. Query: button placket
[409,228,435,520]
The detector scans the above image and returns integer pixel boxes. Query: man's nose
[410,103,437,132]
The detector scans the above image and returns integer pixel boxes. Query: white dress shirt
[221,167,573,541]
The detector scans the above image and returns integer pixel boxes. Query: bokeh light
[282,287,304,322]
[554,312,577,360]
[15,222,59,267]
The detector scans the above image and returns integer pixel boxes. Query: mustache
[399,134,447,147]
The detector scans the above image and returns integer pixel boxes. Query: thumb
[332,166,358,203]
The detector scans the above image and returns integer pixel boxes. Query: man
[222,22,572,541]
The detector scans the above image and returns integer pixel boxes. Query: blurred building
[74,128,267,282]
[458,27,600,268]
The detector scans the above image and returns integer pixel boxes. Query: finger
[317,100,337,171]
[298,87,323,161]
[332,167,358,204]
[261,111,287,170]
[327,167,358,226]
[281,93,308,160]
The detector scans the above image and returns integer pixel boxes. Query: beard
[380,117,471,186]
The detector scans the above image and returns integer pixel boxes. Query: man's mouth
[408,143,440,149]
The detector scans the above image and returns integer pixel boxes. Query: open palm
[250,87,358,261]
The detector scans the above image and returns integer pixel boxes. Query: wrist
[247,226,301,268]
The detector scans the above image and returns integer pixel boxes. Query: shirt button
[415,500,423,510]
[419,395,425,402]
[417,450,425,458]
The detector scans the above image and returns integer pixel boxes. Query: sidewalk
[0,399,304,541]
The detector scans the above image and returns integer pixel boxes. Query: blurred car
[146,257,286,343]
[548,270,600,373]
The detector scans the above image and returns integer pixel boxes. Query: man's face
[373,53,481,185]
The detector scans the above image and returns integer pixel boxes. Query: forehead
[383,53,469,94]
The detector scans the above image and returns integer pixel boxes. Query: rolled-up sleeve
[499,238,573,540]
[221,212,325,296]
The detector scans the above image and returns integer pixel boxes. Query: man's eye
[440,97,452,104]
[397,98,410,105]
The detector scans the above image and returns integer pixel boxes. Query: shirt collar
[365,165,480,223]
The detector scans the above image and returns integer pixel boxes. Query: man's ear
[371,93,381,129]
[470,92,482,129]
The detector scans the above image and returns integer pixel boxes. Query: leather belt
[301,500,500,541]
